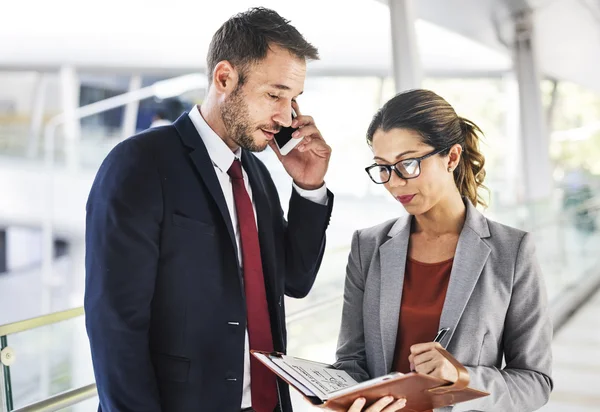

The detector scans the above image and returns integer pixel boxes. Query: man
[85,7,333,412]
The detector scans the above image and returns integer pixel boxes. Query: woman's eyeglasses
[365,146,450,184]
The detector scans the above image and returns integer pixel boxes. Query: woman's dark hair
[367,89,488,208]
[207,7,319,85]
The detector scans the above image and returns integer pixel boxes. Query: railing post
[0,335,13,411]
[0,230,6,274]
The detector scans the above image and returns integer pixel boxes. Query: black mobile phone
[274,109,302,155]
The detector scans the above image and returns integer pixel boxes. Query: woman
[340,89,553,412]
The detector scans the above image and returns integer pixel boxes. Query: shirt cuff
[292,182,328,206]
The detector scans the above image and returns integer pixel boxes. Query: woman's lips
[397,194,415,204]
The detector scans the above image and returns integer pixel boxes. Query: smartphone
[274,109,303,155]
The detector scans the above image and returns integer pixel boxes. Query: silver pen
[433,327,450,344]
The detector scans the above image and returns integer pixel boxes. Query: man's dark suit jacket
[84,113,333,412]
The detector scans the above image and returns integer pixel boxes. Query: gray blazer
[334,201,553,412]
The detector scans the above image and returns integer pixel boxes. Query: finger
[414,359,437,376]
[365,396,395,412]
[292,100,301,117]
[413,351,436,367]
[292,124,321,140]
[347,397,366,412]
[382,398,407,412]
[296,138,331,155]
[410,342,441,356]
[409,348,435,370]
[292,114,315,128]
[295,136,312,150]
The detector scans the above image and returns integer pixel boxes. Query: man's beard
[220,86,279,152]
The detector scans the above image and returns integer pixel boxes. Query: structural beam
[26,73,48,158]
[389,0,422,92]
[59,65,81,171]
[121,74,142,139]
[0,230,6,274]
[513,9,553,201]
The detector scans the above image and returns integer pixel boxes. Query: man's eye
[268,94,280,100]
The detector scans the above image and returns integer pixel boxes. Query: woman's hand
[408,342,458,382]
[347,396,406,412]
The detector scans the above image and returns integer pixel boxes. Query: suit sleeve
[333,231,371,382]
[452,233,553,412]
[84,138,163,412]
[282,187,334,298]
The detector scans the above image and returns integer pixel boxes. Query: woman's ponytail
[454,117,488,208]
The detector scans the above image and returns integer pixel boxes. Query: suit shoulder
[129,125,179,151]
[105,126,179,162]
[484,217,531,259]
[355,217,399,243]
[486,217,528,242]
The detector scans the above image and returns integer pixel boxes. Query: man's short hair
[207,7,319,84]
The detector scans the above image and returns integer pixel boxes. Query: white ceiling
[1,0,599,91]
[413,0,600,91]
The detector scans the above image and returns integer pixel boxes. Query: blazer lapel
[439,201,491,347]
[379,215,411,373]
[173,113,237,254]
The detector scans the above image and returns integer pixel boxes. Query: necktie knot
[227,159,244,180]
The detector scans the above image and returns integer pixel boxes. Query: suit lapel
[173,114,237,254]
[439,201,491,347]
[379,216,411,373]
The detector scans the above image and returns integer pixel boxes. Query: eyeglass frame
[364,146,452,184]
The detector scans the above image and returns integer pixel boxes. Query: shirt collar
[188,105,242,173]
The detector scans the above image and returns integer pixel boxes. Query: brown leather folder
[252,349,488,412]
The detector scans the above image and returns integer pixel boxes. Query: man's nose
[273,105,293,128]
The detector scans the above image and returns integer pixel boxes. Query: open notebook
[252,350,488,412]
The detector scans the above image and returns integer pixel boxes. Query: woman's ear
[447,144,463,171]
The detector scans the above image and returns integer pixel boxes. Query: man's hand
[269,102,331,190]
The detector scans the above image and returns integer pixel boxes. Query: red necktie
[227,159,278,412]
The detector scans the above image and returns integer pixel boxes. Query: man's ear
[212,61,239,94]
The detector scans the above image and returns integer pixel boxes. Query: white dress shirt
[188,106,327,408]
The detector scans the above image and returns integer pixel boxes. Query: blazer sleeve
[282,187,334,298]
[333,230,371,382]
[452,232,553,412]
[84,138,163,412]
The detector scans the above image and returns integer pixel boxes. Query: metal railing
[11,384,96,412]
[0,308,88,412]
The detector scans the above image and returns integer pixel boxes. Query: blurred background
[1,0,599,411]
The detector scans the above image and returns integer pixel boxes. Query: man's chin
[233,133,269,153]
[240,140,269,153]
